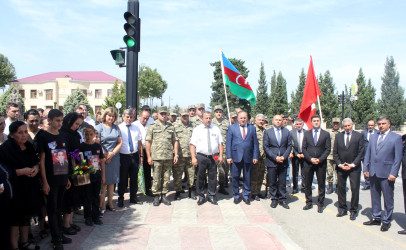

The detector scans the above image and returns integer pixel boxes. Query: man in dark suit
[289,118,306,194]
[333,118,364,220]
[302,115,331,213]
[263,115,292,209]
[226,111,259,205]
[361,120,378,190]
[363,116,403,232]
[399,134,406,235]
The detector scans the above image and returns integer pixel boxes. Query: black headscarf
[60,112,83,152]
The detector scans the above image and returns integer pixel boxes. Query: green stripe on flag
[225,75,256,106]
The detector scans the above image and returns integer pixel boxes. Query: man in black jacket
[333,118,364,220]
[399,134,406,235]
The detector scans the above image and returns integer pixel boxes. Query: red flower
[213,155,219,162]
[83,166,88,170]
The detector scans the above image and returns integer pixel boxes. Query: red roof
[16,71,123,82]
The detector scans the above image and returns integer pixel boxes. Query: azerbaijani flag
[221,52,256,106]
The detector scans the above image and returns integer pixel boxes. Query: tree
[139,66,167,106]
[290,68,306,115]
[318,70,339,125]
[267,71,277,117]
[0,84,24,115]
[0,54,16,88]
[350,69,378,125]
[210,58,252,115]
[63,89,94,115]
[377,56,406,126]
[269,71,288,115]
[102,80,126,115]
[252,62,268,116]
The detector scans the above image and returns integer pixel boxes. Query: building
[13,71,123,114]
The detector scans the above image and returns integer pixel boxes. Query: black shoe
[117,199,124,207]
[317,205,324,213]
[62,226,77,235]
[362,186,370,191]
[243,198,251,205]
[350,212,357,220]
[71,224,81,232]
[188,190,197,200]
[53,243,64,250]
[258,193,266,199]
[197,196,205,205]
[398,229,406,235]
[300,188,306,193]
[270,200,278,208]
[218,186,229,195]
[252,195,260,201]
[291,189,299,194]
[279,201,290,209]
[85,218,94,226]
[336,210,348,217]
[146,190,154,197]
[381,223,391,232]
[363,219,381,226]
[153,195,160,206]
[326,184,333,194]
[266,193,272,199]
[208,196,218,205]
[161,195,171,206]
[303,204,313,210]
[174,191,181,200]
[93,218,103,225]
[234,198,240,204]
[130,198,143,205]
[60,235,72,244]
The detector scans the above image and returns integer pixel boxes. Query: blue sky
[1,0,405,110]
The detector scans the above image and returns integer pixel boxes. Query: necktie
[298,131,302,152]
[346,132,350,148]
[127,125,134,153]
[313,129,318,145]
[377,133,384,149]
[242,126,246,139]
[276,128,281,145]
[207,127,212,154]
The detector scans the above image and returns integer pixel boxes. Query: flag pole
[220,51,232,124]
[317,95,323,124]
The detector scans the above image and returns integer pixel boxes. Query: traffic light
[123,10,140,51]
[110,49,125,67]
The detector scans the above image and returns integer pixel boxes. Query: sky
[1,0,405,110]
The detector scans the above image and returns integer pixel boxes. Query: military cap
[332,117,341,123]
[180,108,189,116]
[196,103,205,109]
[214,105,223,111]
[188,105,196,110]
[230,112,237,118]
[158,106,168,113]
[170,109,177,116]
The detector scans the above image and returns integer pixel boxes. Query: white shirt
[367,129,375,141]
[84,117,96,127]
[133,120,148,148]
[118,122,142,154]
[297,129,304,152]
[190,124,223,155]
[4,117,12,135]
[239,124,247,138]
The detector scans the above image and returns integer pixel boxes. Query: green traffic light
[127,39,135,47]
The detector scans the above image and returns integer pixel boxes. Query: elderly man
[250,114,266,201]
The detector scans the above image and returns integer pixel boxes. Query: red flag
[299,56,321,129]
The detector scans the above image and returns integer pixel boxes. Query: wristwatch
[175,155,179,158]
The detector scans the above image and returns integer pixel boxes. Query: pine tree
[377,56,406,126]
[318,70,339,125]
[102,80,126,115]
[268,71,277,117]
[290,68,306,115]
[63,89,94,115]
[351,69,378,125]
[252,62,268,116]
[0,84,24,115]
[269,71,288,115]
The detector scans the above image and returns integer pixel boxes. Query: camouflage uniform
[146,108,178,196]
[327,117,341,187]
[212,107,230,186]
[173,114,195,191]
[190,103,204,127]
[251,124,266,196]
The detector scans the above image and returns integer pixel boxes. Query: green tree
[63,89,94,115]
[210,58,252,115]
[139,66,167,106]
[318,70,338,125]
[269,71,288,115]
[102,80,126,115]
[290,68,306,115]
[0,54,16,88]
[0,84,25,115]
[377,56,406,126]
[252,62,268,116]
[351,69,378,125]
[268,71,277,117]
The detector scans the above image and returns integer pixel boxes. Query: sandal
[39,230,48,239]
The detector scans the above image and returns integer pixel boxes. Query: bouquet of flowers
[73,159,96,176]
[213,154,225,176]
[69,150,96,186]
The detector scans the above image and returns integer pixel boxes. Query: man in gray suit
[363,116,403,232]
[289,118,306,194]
[361,120,378,190]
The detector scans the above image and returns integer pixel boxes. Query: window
[30,90,37,98]
[59,106,63,112]
[71,89,87,96]
[45,89,53,100]
[46,106,53,110]
[19,90,25,98]
[95,89,102,98]
[31,106,37,109]
[107,89,113,97]
[95,106,102,114]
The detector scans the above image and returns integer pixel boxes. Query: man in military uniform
[251,114,266,201]
[190,103,205,127]
[188,105,196,119]
[212,105,230,194]
[173,108,196,200]
[327,117,341,194]
[230,112,237,124]
[145,106,179,206]
[169,110,177,124]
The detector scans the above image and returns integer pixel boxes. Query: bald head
[139,110,150,126]
[272,115,283,128]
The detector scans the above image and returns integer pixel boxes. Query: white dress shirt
[367,129,375,141]
[239,124,247,138]
[4,117,12,135]
[84,117,96,127]
[133,120,148,148]
[190,124,223,155]
[118,122,142,154]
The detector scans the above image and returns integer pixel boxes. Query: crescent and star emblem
[235,75,247,86]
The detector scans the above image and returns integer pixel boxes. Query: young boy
[79,127,105,226]
[37,109,71,250]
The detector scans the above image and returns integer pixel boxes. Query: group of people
[0,101,405,250]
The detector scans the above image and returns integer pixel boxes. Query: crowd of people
[0,101,405,250]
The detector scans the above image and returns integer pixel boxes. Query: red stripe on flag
[224,66,253,91]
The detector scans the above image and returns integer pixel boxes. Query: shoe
[258,193,266,199]
[208,196,218,205]
[381,223,391,232]
[398,229,406,235]
[233,197,240,204]
[243,198,251,205]
[317,205,324,213]
[174,191,181,200]
[303,204,313,210]
[85,218,94,226]
[188,190,197,200]
[161,195,171,206]
[279,201,290,209]
[350,212,357,220]
[362,186,370,191]
[53,243,64,250]
[60,235,72,244]
[253,195,260,201]
[336,210,348,217]
[117,199,124,207]
[153,195,160,206]
[99,210,104,218]
[218,186,229,195]
[130,198,143,205]
[197,196,205,205]
[270,200,278,208]
[62,226,77,235]
[363,219,381,226]
[106,205,116,211]
[70,224,81,232]
[291,189,298,194]
[326,184,333,194]
[93,219,103,225]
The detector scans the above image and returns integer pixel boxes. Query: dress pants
[83,173,101,220]
[403,178,406,214]
[303,163,326,205]
[292,157,305,191]
[231,161,253,200]
[46,185,65,242]
[143,149,152,192]
[267,164,287,201]
[118,153,140,200]
[337,168,361,213]
[196,154,217,198]
[370,175,395,224]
